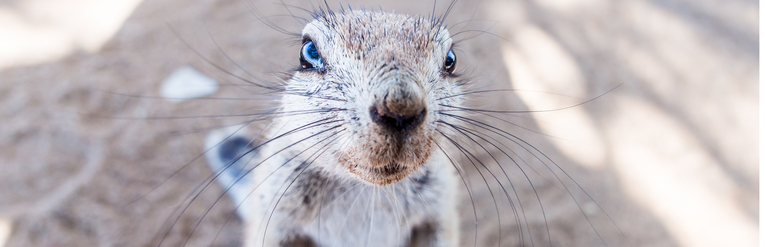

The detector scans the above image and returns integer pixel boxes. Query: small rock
[160,66,218,102]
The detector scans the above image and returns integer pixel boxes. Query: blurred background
[0,0,757,246]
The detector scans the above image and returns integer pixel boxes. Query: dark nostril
[370,105,427,132]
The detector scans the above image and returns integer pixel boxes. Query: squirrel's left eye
[300,40,323,70]
[443,49,456,74]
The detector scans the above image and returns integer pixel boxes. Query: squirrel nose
[370,103,426,132]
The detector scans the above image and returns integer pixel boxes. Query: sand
[0,0,757,246]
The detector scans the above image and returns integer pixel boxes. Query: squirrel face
[282,11,463,185]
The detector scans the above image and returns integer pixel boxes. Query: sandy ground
[0,0,758,246]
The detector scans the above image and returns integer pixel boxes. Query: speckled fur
[206,10,464,247]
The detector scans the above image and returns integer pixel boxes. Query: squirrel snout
[369,76,427,133]
[369,100,426,133]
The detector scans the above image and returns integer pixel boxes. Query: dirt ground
[0,0,758,246]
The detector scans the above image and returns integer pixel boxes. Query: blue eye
[300,40,323,70]
[443,49,456,74]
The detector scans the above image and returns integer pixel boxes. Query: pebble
[160,66,218,102]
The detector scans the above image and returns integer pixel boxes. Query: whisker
[439,114,559,245]
[96,108,346,121]
[439,109,564,141]
[364,186,377,247]
[440,111,629,246]
[434,142,478,247]
[156,117,272,138]
[156,117,339,246]
[437,88,584,101]
[439,120,539,246]
[438,83,622,114]
[439,113,559,186]
[132,117,266,206]
[92,88,282,101]
[201,22,268,87]
[332,183,366,247]
[243,0,302,37]
[158,116,331,206]
[222,133,353,246]
[275,1,313,25]
[405,176,429,207]
[437,130,502,247]
[261,130,343,247]
[167,24,284,92]
[183,126,345,246]
[450,29,510,44]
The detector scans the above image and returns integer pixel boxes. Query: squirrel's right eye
[443,49,456,74]
[300,40,323,70]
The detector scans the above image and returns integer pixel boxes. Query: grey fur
[205,10,463,247]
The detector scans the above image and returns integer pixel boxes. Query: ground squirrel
[197,4,624,247]
[204,8,462,247]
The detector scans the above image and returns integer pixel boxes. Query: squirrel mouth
[338,113,435,185]
[346,162,417,186]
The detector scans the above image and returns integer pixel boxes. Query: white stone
[161,66,218,102]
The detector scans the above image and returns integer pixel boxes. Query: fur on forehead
[302,10,451,63]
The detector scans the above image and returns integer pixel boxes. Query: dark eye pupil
[444,49,456,74]
[306,43,319,60]
[444,57,454,67]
